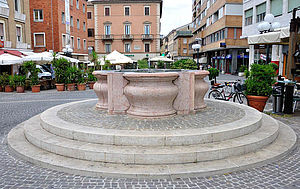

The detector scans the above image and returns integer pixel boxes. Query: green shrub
[77,70,86,84]
[208,68,219,83]
[157,61,165,69]
[245,64,276,96]
[102,60,111,70]
[22,61,40,86]
[13,75,26,87]
[239,65,247,72]
[65,66,79,84]
[87,68,97,82]
[171,59,197,70]
[137,59,148,69]
[52,58,70,84]
[8,75,14,86]
[0,72,9,87]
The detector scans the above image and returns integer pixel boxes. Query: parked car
[36,65,52,80]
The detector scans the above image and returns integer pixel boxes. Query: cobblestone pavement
[0,87,299,188]
[58,100,245,131]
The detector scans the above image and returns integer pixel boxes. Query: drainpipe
[51,0,54,50]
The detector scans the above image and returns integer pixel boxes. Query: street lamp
[192,44,201,70]
[62,44,73,57]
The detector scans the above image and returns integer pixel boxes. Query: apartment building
[242,0,300,76]
[29,0,88,61]
[0,0,31,74]
[89,0,163,61]
[87,1,95,54]
[190,0,248,73]
[162,24,193,60]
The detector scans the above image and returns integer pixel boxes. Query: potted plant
[87,68,97,89]
[0,73,7,92]
[245,63,276,112]
[22,61,41,93]
[238,65,247,77]
[208,67,219,85]
[5,75,14,92]
[77,70,86,91]
[53,57,70,91]
[66,66,78,91]
[14,75,26,93]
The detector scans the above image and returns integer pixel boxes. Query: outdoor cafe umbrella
[105,50,133,64]
[0,53,23,65]
[149,56,174,62]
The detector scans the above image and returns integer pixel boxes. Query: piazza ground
[0,74,299,189]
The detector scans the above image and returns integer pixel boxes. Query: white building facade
[242,0,300,75]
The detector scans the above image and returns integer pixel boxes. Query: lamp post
[257,14,281,64]
[192,44,201,70]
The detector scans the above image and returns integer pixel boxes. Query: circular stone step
[40,99,263,146]
[7,119,296,179]
[24,114,279,165]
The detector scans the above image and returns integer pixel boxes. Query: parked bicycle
[208,80,248,105]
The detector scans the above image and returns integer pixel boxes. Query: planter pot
[5,85,14,92]
[67,83,76,91]
[16,86,25,93]
[31,85,41,93]
[55,83,65,91]
[77,83,86,91]
[88,82,96,89]
[238,72,245,77]
[247,95,269,112]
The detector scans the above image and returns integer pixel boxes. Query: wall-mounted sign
[220,43,226,48]
[0,40,4,48]
[134,45,141,50]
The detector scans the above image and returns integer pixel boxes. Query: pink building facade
[90,0,162,61]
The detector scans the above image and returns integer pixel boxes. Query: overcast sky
[161,0,192,36]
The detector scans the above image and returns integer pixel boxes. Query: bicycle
[208,80,248,105]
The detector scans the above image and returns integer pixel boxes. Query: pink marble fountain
[93,70,209,118]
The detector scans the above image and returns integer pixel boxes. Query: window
[105,6,110,16]
[77,19,80,29]
[83,39,86,50]
[125,43,131,52]
[183,48,187,54]
[34,33,45,47]
[124,6,130,16]
[245,8,253,26]
[77,38,80,49]
[76,0,79,9]
[125,24,130,35]
[70,16,73,27]
[62,34,66,47]
[271,0,282,16]
[288,0,299,12]
[183,38,187,44]
[256,3,266,23]
[234,28,237,39]
[144,24,150,34]
[16,26,22,42]
[70,0,73,6]
[87,12,92,19]
[83,22,86,31]
[0,23,4,40]
[33,9,43,22]
[105,43,111,53]
[144,43,150,52]
[144,6,150,15]
[105,25,111,35]
[71,36,74,48]
[83,4,85,13]
[88,28,94,37]
[62,12,65,24]
[15,0,20,12]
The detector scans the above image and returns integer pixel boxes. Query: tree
[137,59,148,69]
[91,50,100,70]
[171,59,197,70]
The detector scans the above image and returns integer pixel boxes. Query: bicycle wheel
[233,92,248,105]
[208,90,223,100]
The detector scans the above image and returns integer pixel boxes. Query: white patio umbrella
[105,50,133,64]
[57,54,79,63]
[0,54,23,65]
[150,56,174,62]
[22,52,54,63]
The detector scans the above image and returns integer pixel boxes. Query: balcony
[101,34,114,41]
[0,7,9,18]
[16,42,30,49]
[14,12,26,23]
[142,34,153,41]
[122,34,133,41]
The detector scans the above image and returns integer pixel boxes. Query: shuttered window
[245,8,253,26]
[0,23,4,40]
[34,33,45,47]
[271,0,283,16]
[256,3,266,23]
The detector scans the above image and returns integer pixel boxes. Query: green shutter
[256,3,266,15]
[288,0,300,12]
[245,8,253,18]
[271,0,283,16]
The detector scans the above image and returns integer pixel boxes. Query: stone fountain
[7,69,297,179]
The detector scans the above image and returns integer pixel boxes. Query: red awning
[0,49,25,57]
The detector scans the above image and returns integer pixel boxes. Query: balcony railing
[16,42,29,49]
[101,34,114,40]
[122,34,133,40]
[0,7,9,18]
[141,34,153,41]
[14,12,26,23]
